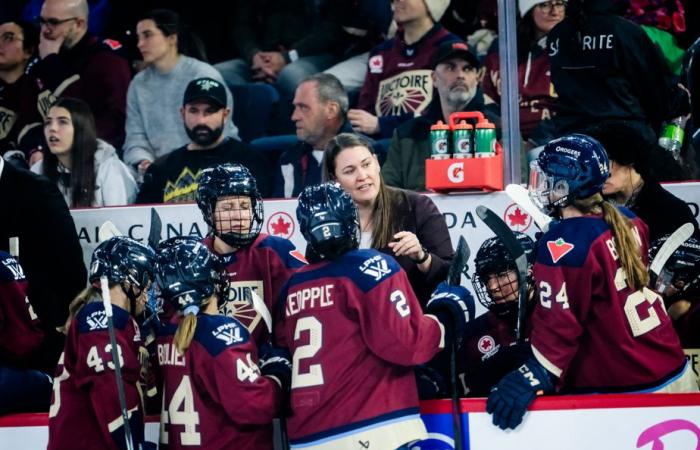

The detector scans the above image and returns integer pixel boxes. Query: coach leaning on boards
[0,157,87,371]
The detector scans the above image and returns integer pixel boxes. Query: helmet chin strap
[121,283,140,317]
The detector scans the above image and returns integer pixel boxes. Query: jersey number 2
[292,316,324,389]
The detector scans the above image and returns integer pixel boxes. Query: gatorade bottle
[474,121,496,158]
[452,120,473,159]
[430,121,451,160]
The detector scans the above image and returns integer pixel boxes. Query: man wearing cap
[383,40,499,191]
[347,0,458,139]
[136,77,270,203]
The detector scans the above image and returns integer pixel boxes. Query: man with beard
[136,77,270,203]
[383,40,499,191]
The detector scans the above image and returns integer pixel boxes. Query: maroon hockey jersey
[0,251,43,367]
[276,249,444,449]
[156,314,281,450]
[531,209,687,393]
[48,300,145,450]
[204,233,306,341]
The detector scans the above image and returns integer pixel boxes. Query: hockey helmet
[196,163,264,247]
[649,235,700,304]
[89,236,156,293]
[529,134,610,214]
[472,232,536,316]
[297,182,359,261]
[155,236,226,314]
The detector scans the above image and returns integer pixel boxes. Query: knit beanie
[518,0,541,16]
[424,0,450,22]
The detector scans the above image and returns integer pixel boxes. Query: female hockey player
[276,182,473,450]
[48,236,156,450]
[154,236,289,450]
[486,134,696,431]
[196,163,305,341]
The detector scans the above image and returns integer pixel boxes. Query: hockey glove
[259,345,292,393]
[486,355,555,430]
[414,364,447,399]
[425,282,475,349]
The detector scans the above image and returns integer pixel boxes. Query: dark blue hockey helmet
[89,236,156,293]
[649,235,700,304]
[529,134,610,213]
[472,232,535,316]
[196,163,264,247]
[297,182,359,261]
[155,236,226,314]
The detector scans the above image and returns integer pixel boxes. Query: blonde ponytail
[574,194,648,291]
[173,314,197,355]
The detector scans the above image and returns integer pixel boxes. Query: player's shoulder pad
[616,206,637,220]
[193,315,251,357]
[537,216,609,267]
[77,301,130,334]
[258,235,307,267]
[0,251,26,282]
[341,249,402,293]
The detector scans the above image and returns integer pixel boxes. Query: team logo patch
[213,322,243,345]
[376,69,433,117]
[289,250,307,264]
[369,54,384,73]
[266,211,294,238]
[86,310,108,330]
[503,203,533,232]
[102,38,122,50]
[477,335,496,354]
[547,238,574,263]
[359,255,391,281]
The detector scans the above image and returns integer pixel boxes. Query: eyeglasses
[535,1,566,13]
[38,16,78,28]
[0,32,23,44]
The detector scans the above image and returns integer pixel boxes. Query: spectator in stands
[482,0,564,147]
[547,0,690,144]
[0,252,53,414]
[273,73,353,198]
[123,9,239,180]
[0,20,44,166]
[348,0,457,139]
[215,0,350,125]
[587,120,697,241]
[136,77,270,204]
[0,155,87,374]
[31,0,131,150]
[32,97,137,207]
[383,41,499,191]
[322,132,453,304]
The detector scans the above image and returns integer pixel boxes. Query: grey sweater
[123,55,239,166]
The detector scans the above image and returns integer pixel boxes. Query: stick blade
[98,221,123,241]
[447,236,470,286]
[148,208,163,249]
[650,222,695,277]
[505,183,552,232]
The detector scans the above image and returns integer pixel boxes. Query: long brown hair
[322,133,405,249]
[41,97,97,207]
[573,193,648,290]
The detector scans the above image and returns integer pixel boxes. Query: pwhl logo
[267,212,294,239]
[503,203,532,232]
[213,322,243,345]
[86,310,108,330]
[360,255,391,281]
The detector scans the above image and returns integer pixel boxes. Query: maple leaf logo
[270,216,290,236]
[508,207,529,227]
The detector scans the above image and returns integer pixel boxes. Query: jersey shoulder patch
[537,217,609,267]
[0,252,25,282]
[77,301,130,334]
[258,234,307,267]
[194,315,250,356]
[342,249,402,292]
[101,38,122,51]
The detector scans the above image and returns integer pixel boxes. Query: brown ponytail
[573,194,649,290]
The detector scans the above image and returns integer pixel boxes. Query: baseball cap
[433,40,480,70]
[183,77,227,108]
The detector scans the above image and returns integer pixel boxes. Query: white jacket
[31,139,137,207]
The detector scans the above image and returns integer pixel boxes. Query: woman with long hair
[32,97,136,207]
[48,237,156,450]
[123,8,238,177]
[154,236,288,449]
[486,134,696,431]
[322,132,453,305]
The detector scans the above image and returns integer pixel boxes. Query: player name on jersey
[285,284,335,317]
[157,343,185,367]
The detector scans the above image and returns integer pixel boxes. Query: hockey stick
[650,223,695,279]
[505,184,552,232]
[9,236,19,257]
[147,208,162,250]
[250,291,273,334]
[100,276,135,450]
[98,221,123,241]
[446,236,469,450]
[476,206,529,344]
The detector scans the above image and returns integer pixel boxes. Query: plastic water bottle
[658,116,688,161]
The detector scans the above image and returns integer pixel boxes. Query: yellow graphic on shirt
[163,167,202,203]
[375,69,433,117]
[0,107,17,140]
